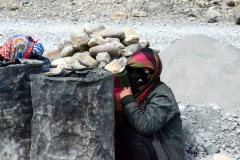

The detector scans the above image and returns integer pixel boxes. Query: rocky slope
[0,0,240,25]
[0,0,240,160]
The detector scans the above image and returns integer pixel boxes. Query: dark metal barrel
[30,68,114,160]
[0,59,43,160]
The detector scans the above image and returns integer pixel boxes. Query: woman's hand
[119,87,133,99]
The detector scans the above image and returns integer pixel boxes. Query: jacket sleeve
[121,92,176,136]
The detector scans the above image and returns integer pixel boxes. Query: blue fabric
[37,56,51,72]
[32,42,44,55]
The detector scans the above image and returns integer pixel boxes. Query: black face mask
[128,72,150,89]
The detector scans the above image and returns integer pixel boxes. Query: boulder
[51,57,72,68]
[121,27,140,46]
[61,45,76,57]
[138,39,150,49]
[206,9,221,23]
[83,23,105,36]
[96,52,111,64]
[78,55,98,67]
[126,43,140,53]
[98,28,125,39]
[104,59,122,74]
[88,37,106,47]
[89,43,120,57]
[70,30,90,51]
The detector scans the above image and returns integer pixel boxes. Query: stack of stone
[44,23,158,74]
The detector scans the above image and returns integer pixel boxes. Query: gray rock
[96,52,111,64]
[61,45,76,57]
[119,48,133,57]
[83,23,105,36]
[196,136,206,147]
[89,43,120,57]
[98,61,107,68]
[203,141,220,154]
[70,30,90,51]
[105,59,122,74]
[121,28,140,46]
[78,55,98,67]
[88,37,106,47]
[105,37,121,44]
[117,57,128,67]
[138,39,150,49]
[30,68,114,160]
[126,43,140,53]
[50,68,62,74]
[206,9,221,23]
[58,39,72,51]
[98,28,125,39]
[51,57,72,68]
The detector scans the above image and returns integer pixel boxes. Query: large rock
[83,23,105,36]
[121,27,140,46]
[104,59,122,74]
[160,34,240,115]
[70,30,90,51]
[205,9,221,23]
[51,57,72,68]
[30,68,114,160]
[89,43,120,57]
[97,28,125,39]
[0,59,43,160]
[61,45,76,57]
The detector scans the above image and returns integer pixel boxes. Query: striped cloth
[0,34,44,61]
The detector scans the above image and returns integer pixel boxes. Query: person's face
[134,68,152,90]
[125,66,153,90]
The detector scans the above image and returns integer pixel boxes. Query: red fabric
[0,39,15,61]
[23,42,34,58]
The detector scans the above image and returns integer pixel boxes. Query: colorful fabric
[32,42,44,56]
[0,34,43,61]
[127,48,162,102]
[114,69,130,132]
[114,47,162,134]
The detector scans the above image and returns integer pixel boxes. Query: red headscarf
[114,48,162,134]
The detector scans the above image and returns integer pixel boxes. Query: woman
[114,48,184,160]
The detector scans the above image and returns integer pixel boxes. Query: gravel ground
[1,8,240,160]
[1,20,240,53]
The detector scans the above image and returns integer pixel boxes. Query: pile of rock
[44,23,157,74]
[180,102,240,159]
